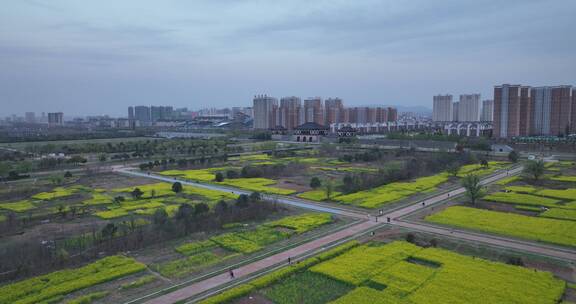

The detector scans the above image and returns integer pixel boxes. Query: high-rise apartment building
[572,88,576,133]
[531,87,552,136]
[387,107,398,121]
[150,106,173,121]
[253,95,278,129]
[549,86,573,136]
[47,112,63,127]
[304,97,324,124]
[481,100,494,122]
[134,106,151,123]
[279,96,301,130]
[458,94,481,121]
[493,84,531,138]
[25,112,35,123]
[452,101,459,122]
[494,84,575,138]
[432,95,453,121]
[325,98,344,125]
[128,106,134,120]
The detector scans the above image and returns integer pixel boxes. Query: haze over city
[2,0,575,116]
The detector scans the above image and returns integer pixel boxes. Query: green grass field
[426,206,576,247]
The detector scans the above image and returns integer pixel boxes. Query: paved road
[117,169,367,219]
[117,165,576,304]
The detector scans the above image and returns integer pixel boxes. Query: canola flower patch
[220,178,295,195]
[540,208,576,221]
[505,185,538,193]
[456,161,509,177]
[334,173,449,209]
[550,175,576,182]
[426,206,576,247]
[202,240,564,304]
[0,255,145,304]
[265,213,332,233]
[537,189,576,200]
[483,192,564,209]
[156,251,225,278]
[297,190,342,201]
[0,200,36,212]
[32,187,78,200]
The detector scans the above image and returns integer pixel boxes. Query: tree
[101,223,118,241]
[310,177,322,189]
[236,194,250,208]
[98,153,106,162]
[508,150,519,163]
[131,188,144,200]
[215,172,224,182]
[64,171,73,178]
[153,208,168,227]
[50,175,64,185]
[480,159,489,168]
[249,192,262,202]
[524,160,545,181]
[214,200,228,215]
[176,204,194,234]
[172,181,183,193]
[150,189,156,198]
[0,162,11,178]
[57,204,67,218]
[461,174,483,205]
[324,179,334,201]
[446,163,460,177]
[194,203,210,215]
[226,170,239,179]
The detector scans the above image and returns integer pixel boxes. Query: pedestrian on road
[288,257,291,265]
[447,193,450,197]
[375,216,378,222]
[387,217,391,223]
[229,269,235,279]
[421,202,425,207]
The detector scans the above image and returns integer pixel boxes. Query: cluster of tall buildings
[128,106,174,123]
[253,95,397,130]
[432,94,492,122]
[494,84,576,138]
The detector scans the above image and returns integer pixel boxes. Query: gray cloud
[0,0,574,117]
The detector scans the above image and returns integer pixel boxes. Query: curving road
[116,165,576,304]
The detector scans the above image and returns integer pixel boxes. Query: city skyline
[1,0,575,116]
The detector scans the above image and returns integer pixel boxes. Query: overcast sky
[1,0,575,117]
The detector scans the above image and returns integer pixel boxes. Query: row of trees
[461,158,546,206]
[0,190,278,283]
[23,138,232,155]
